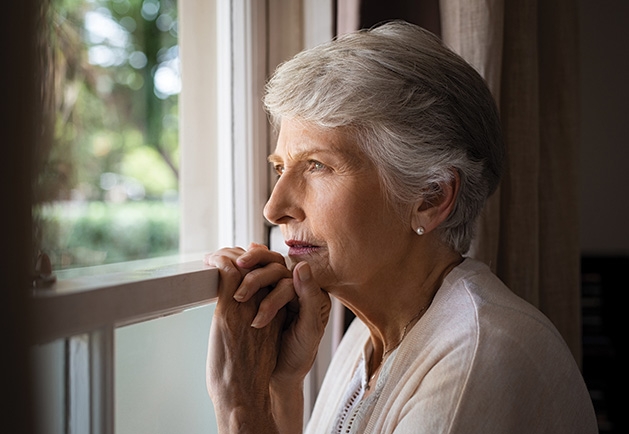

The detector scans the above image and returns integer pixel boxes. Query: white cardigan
[305,258,598,434]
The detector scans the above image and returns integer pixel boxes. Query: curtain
[336,0,582,363]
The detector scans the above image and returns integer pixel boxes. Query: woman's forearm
[214,401,280,434]
[270,380,305,434]
[211,381,304,434]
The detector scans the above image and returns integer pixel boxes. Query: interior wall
[2,2,36,433]
[578,0,629,255]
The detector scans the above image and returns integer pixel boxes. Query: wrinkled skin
[205,243,331,433]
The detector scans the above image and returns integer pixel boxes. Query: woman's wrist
[215,402,280,434]
[269,379,304,434]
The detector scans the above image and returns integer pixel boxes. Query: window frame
[179,0,269,252]
[30,1,337,432]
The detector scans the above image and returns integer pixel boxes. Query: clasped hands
[204,243,331,432]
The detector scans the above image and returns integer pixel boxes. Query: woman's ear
[411,170,461,234]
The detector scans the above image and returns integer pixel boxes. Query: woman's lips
[285,240,320,257]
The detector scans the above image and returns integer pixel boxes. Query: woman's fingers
[292,262,332,345]
[204,247,249,279]
[204,244,286,276]
[205,243,299,329]
[250,277,296,328]
[272,262,332,382]
[236,242,286,269]
[233,262,292,302]
[210,254,247,301]
[204,246,246,264]
[206,243,291,302]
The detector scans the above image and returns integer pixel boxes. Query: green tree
[35,0,181,270]
[40,0,179,202]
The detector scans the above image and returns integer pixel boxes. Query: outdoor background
[36,0,181,270]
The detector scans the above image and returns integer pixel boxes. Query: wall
[2,2,36,433]
[578,0,629,255]
[578,4,627,431]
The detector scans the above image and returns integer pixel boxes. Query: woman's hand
[204,244,331,433]
[207,244,332,382]
[272,261,331,383]
[205,244,288,432]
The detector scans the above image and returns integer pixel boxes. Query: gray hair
[263,20,504,254]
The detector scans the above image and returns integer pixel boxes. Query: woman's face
[264,118,414,294]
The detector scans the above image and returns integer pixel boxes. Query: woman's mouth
[285,240,321,257]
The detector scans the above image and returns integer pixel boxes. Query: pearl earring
[416,226,425,235]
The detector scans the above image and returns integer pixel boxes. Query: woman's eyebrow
[268,148,346,164]
[267,154,283,164]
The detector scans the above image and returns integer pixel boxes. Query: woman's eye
[308,160,326,172]
[274,164,285,176]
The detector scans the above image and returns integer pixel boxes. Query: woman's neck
[340,246,463,377]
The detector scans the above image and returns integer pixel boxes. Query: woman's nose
[263,174,303,225]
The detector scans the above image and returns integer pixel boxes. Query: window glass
[115,305,217,434]
[35,0,180,270]
[31,306,219,434]
[31,339,65,434]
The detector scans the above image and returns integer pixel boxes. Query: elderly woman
[204,21,597,434]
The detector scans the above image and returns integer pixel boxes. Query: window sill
[30,253,218,345]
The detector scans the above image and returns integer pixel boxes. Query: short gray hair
[263,20,504,254]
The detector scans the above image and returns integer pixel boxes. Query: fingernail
[233,288,247,301]
[297,263,311,282]
[251,312,266,328]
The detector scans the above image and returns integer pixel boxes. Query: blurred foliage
[36,201,179,269]
[35,0,181,270]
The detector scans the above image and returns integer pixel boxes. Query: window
[36,0,181,271]
[30,1,336,433]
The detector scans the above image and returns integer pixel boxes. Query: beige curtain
[337,0,582,363]
[441,0,581,363]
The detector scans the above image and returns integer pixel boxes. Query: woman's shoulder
[440,257,561,337]
[373,258,597,433]
[413,257,575,377]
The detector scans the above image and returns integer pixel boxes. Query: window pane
[36,0,180,270]
[115,305,218,434]
[31,339,65,434]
